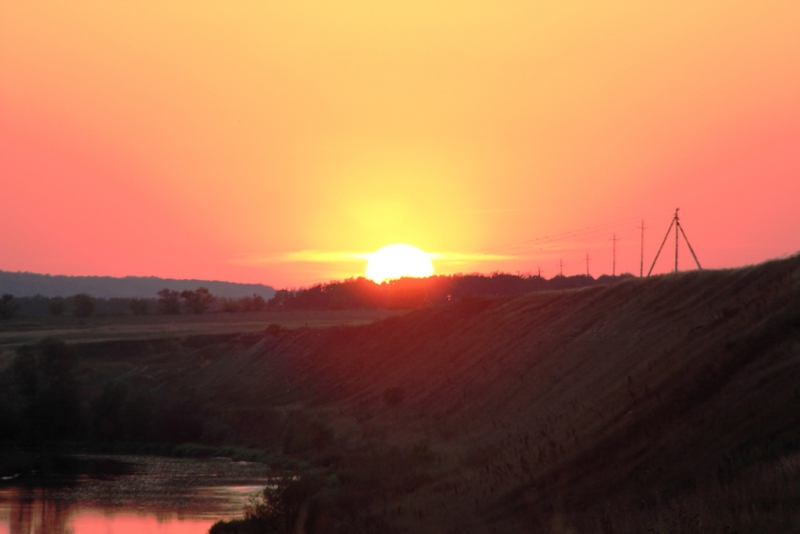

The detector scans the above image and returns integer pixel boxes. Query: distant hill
[0,270,275,299]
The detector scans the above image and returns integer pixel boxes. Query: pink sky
[2,2,799,287]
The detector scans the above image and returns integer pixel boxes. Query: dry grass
[0,309,398,348]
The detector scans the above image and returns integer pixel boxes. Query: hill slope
[26,255,800,532]
[187,255,800,532]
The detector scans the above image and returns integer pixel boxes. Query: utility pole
[647,208,702,276]
[585,253,591,276]
[611,234,620,276]
[537,266,542,278]
[637,219,646,277]
[674,209,680,272]
[559,260,564,277]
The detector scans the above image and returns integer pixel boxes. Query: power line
[476,216,648,255]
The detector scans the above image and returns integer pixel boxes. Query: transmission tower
[647,208,702,276]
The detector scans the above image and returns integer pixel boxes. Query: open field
[0,309,398,349]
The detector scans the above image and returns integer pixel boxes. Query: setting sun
[365,244,434,284]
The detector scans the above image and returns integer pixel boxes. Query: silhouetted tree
[11,337,81,441]
[0,294,20,319]
[48,297,65,316]
[251,294,267,311]
[157,289,182,315]
[71,293,95,317]
[244,474,325,533]
[91,381,129,441]
[128,298,149,315]
[219,297,241,313]
[157,393,204,443]
[122,388,154,441]
[264,272,632,310]
[267,289,294,310]
[239,293,267,312]
[181,287,214,314]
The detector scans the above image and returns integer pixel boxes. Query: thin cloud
[236,250,513,266]
[429,252,514,264]
[234,250,371,265]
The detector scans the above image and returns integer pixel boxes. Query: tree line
[266,272,634,310]
[0,288,270,319]
[0,272,634,319]
[0,337,212,444]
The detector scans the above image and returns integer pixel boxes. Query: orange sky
[2,2,799,288]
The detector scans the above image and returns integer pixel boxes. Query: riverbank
[0,451,278,533]
[0,442,306,479]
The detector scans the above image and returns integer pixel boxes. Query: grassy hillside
[194,255,800,532]
[4,256,800,532]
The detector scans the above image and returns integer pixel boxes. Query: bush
[0,294,20,319]
[209,518,269,533]
[211,474,326,534]
[48,297,65,316]
[156,289,181,315]
[72,293,95,317]
[11,337,81,441]
[250,475,325,530]
[129,298,149,315]
[265,324,286,337]
[181,287,214,314]
[309,421,334,451]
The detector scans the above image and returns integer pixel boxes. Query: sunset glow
[366,244,434,284]
[2,2,799,287]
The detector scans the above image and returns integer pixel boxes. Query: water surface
[0,454,272,534]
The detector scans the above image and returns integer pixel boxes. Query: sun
[366,244,434,283]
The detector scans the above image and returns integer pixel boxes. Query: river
[0,454,273,534]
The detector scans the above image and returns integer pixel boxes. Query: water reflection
[0,455,271,534]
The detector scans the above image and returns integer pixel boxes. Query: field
[0,309,397,349]
[3,255,800,533]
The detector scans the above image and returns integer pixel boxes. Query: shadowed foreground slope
[7,257,798,532]
[193,255,800,532]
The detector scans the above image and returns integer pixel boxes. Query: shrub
[156,289,181,315]
[212,474,326,534]
[265,324,286,337]
[48,297,65,316]
[129,298,149,315]
[72,293,95,317]
[181,287,214,314]
[0,294,20,319]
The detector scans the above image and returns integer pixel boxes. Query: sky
[2,2,799,288]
